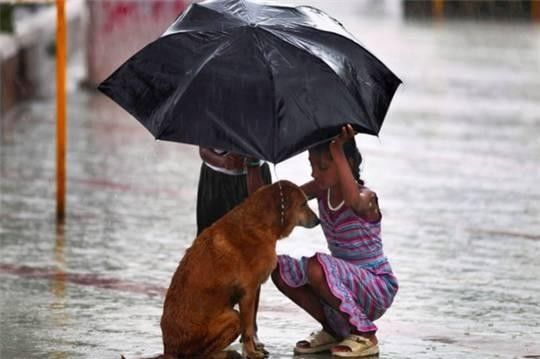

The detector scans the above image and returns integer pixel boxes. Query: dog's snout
[308,215,320,228]
[300,208,320,229]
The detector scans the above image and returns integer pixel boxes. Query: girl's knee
[306,256,325,286]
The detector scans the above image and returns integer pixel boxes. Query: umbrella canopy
[98,0,401,163]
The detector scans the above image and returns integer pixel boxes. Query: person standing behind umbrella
[196,147,272,235]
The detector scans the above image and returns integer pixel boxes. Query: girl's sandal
[294,330,338,354]
[331,334,379,357]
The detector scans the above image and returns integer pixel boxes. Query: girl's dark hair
[311,137,364,185]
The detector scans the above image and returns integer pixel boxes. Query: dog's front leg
[239,289,266,359]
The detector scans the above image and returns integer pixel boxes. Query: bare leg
[305,257,343,311]
[305,257,378,352]
[271,268,338,338]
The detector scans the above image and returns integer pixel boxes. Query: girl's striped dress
[277,189,398,337]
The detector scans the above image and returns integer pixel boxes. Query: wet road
[1,1,539,358]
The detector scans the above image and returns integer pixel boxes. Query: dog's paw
[243,349,267,359]
[253,337,267,351]
[254,345,268,356]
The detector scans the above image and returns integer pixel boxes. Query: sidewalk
[1,2,540,358]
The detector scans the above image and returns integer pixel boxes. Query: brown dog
[138,180,319,359]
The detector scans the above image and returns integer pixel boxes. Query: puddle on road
[1,3,540,359]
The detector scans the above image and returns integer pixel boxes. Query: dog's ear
[243,182,282,228]
[252,180,303,237]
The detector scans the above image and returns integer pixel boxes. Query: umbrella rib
[153,40,232,140]
[268,23,401,90]
[257,26,370,119]
[289,12,402,87]
[238,0,254,23]
[162,3,247,37]
[254,27,373,161]
[250,29,278,163]
[258,25,393,133]
[296,5,361,45]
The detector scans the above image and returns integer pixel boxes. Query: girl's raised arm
[330,125,381,222]
[330,125,361,205]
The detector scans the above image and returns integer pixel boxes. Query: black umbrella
[98,0,401,163]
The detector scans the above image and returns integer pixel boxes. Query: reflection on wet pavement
[1,1,540,358]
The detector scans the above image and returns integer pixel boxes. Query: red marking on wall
[87,0,189,85]
[100,1,187,33]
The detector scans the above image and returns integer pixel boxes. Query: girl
[272,125,398,357]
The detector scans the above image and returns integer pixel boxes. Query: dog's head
[260,180,320,238]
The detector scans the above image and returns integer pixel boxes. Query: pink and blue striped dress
[277,189,398,337]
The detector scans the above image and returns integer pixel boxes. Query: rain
[1,1,539,358]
